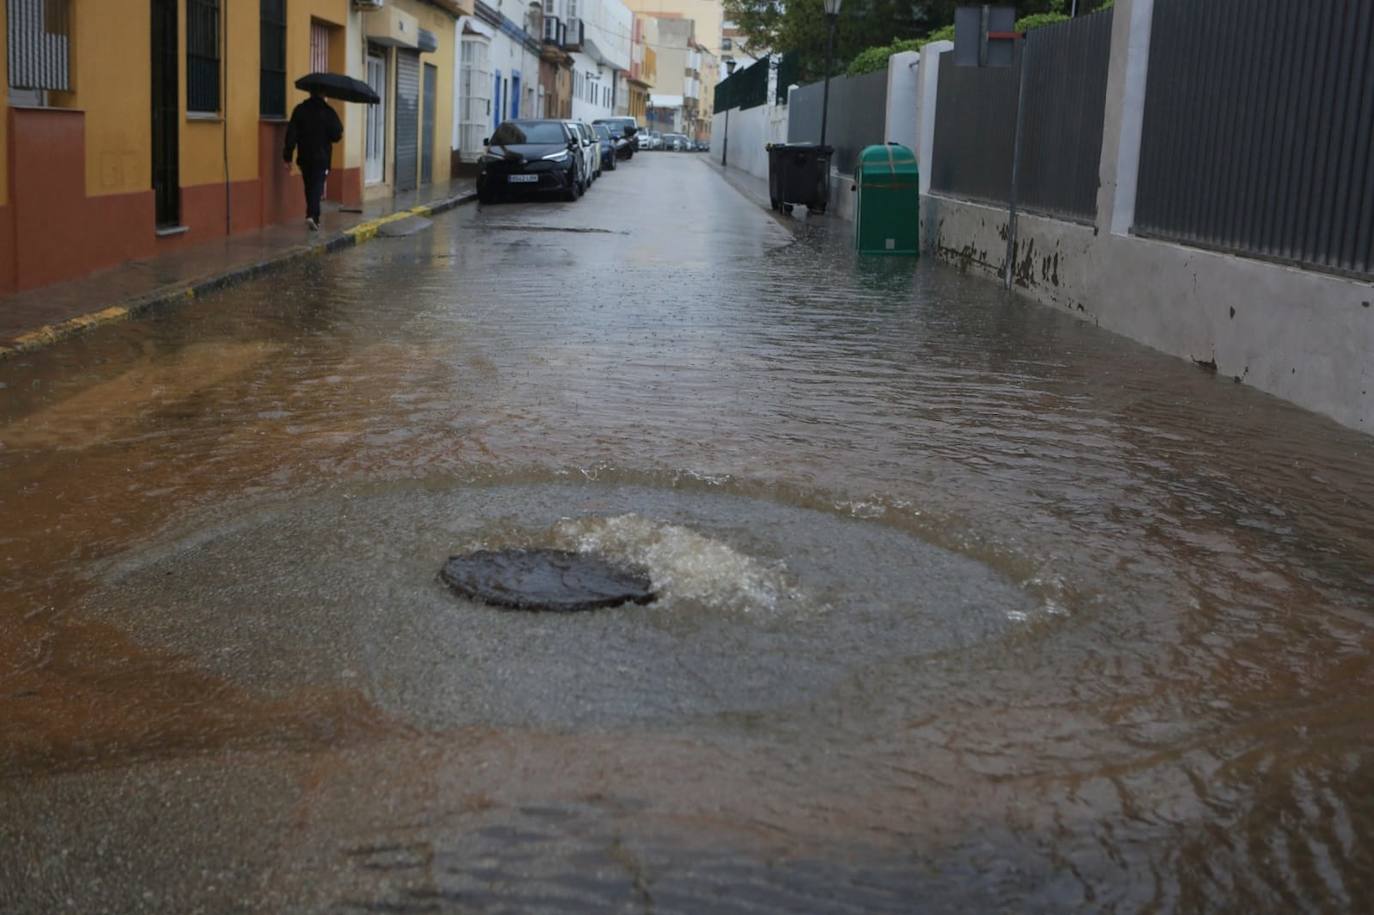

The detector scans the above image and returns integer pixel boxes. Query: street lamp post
[721,57,737,167]
[818,0,842,148]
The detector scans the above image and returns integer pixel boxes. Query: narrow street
[2,154,1372,912]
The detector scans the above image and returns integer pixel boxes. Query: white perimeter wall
[709,102,787,181]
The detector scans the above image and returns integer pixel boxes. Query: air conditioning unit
[354,0,384,11]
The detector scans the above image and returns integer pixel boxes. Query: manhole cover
[440,549,656,612]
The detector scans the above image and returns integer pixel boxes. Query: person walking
[283,90,343,231]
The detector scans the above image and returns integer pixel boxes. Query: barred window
[260,0,286,117]
[187,0,220,113]
[7,0,72,92]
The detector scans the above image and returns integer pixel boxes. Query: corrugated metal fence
[930,48,1018,205]
[1135,0,1374,276]
[1018,10,1113,222]
[931,9,1113,223]
[787,69,888,175]
[7,0,71,92]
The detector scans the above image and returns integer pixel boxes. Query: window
[187,0,220,113]
[568,0,579,18]
[7,0,72,93]
[310,21,330,73]
[259,0,286,117]
[722,37,732,51]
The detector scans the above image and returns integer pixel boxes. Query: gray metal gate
[930,50,1019,205]
[1135,0,1374,276]
[786,69,888,176]
[930,8,1113,222]
[1018,9,1113,222]
[421,63,437,185]
[394,50,420,193]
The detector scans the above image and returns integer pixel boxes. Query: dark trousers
[301,167,328,222]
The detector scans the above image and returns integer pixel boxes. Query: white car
[563,120,600,191]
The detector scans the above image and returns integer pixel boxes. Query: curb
[0,190,478,361]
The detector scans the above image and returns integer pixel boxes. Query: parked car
[643,130,663,150]
[565,120,600,188]
[637,130,654,150]
[663,133,689,151]
[593,117,638,159]
[476,119,584,203]
[592,123,619,172]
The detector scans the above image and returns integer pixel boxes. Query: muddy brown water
[2,156,1373,913]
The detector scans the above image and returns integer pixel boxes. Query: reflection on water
[2,157,1373,912]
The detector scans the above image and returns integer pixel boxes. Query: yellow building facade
[0,0,464,295]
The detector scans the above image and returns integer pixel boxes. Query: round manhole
[440,548,657,612]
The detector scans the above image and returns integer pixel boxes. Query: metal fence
[930,48,1019,205]
[1018,10,1113,221]
[6,0,71,92]
[787,69,888,175]
[714,55,769,112]
[931,9,1113,222]
[1135,0,1374,276]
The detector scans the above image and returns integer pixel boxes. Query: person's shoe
[306,217,319,232]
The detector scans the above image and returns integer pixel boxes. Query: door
[150,0,180,227]
[365,52,386,185]
[394,50,420,192]
[421,63,437,185]
[510,73,520,119]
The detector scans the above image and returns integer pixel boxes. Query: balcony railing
[542,16,565,46]
[562,17,584,51]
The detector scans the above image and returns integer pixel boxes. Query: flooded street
[3,154,1373,912]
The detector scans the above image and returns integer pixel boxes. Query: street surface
[2,154,1373,912]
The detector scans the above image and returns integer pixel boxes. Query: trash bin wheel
[770,196,781,211]
[783,203,794,214]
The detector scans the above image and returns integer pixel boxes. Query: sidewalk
[0,179,476,358]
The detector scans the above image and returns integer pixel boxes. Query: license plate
[508,174,538,184]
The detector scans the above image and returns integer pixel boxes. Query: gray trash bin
[767,143,833,214]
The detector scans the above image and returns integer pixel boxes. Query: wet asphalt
[2,153,1374,913]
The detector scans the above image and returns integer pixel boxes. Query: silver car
[563,120,600,190]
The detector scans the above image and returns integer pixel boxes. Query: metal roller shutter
[394,50,420,192]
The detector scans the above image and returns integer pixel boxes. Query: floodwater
[2,155,1373,913]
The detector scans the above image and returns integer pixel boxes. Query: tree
[723,0,1110,80]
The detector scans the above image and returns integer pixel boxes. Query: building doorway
[150,0,180,227]
[393,50,420,193]
[365,51,387,185]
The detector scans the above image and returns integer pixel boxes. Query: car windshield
[594,125,611,139]
[490,122,566,145]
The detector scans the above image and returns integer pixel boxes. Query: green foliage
[1015,12,1071,30]
[845,37,922,76]
[844,7,1087,78]
[722,0,1075,83]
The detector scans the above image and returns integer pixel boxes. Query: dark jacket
[283,97,344,171]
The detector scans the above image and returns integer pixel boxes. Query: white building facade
[453,0,544,164]
[565,0,632,122]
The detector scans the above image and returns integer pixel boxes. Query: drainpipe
[222,0,231,235]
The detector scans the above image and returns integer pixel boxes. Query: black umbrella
[294,72,379,104]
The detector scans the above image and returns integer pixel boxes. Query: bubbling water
[549,513,801,614]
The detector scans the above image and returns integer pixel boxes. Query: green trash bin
[854,143,919,256]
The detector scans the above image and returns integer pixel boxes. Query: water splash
[550,513,798,613]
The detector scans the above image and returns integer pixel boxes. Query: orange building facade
[0,0,464,296]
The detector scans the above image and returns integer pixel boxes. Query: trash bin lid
[857,143,918,185]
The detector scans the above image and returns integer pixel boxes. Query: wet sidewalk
[0,178,476,358]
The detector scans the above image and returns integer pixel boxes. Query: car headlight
[542,149,571,162]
